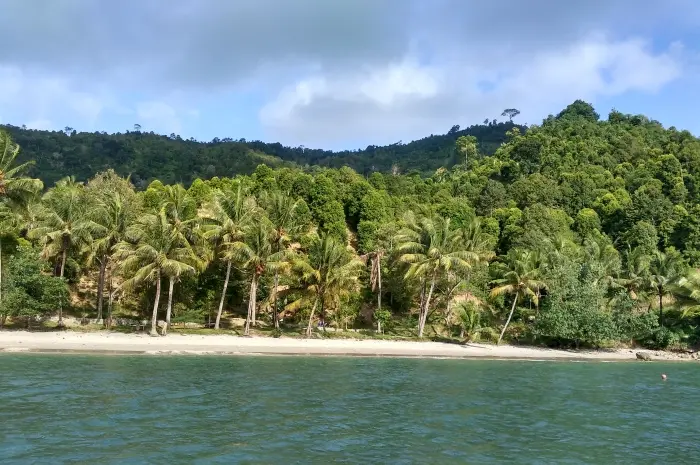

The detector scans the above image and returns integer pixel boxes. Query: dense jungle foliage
[1,100,700,350]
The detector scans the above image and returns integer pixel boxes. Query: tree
[0,245,68,328]
[396,214,477,337]
[288,234,363,337]
[114,209,197,335]
[647,249,685,327]
[455,135,478,166]
[501,108,520,122]
[490,249,545,344]
[262,191,310,329]
[199,184,256,329]
[85,172,141,322]
[231,218,275,335]
[29,178,99,327]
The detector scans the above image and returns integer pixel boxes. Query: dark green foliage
[0,246,69,324]
[2,121,518,187]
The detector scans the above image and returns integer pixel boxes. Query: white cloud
[260,35,686,147]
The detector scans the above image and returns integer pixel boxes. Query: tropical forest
[2,99,700,351]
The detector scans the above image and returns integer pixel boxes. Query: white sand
[0,330,669,360]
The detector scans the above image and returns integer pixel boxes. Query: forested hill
[0,120,519,188]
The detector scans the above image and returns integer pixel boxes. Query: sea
[1,354,698,464]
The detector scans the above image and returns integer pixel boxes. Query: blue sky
[1,0,699,151]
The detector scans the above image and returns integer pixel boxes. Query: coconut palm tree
[29,178,99,326]
[113,209,197,335]
[262,191,309,329]
[85,189,141,322]
[0,130,43,212]
[395,214,477,337]
[675,270,700,319]
[647,250,686,327]
[199,184,257,329]
[287,234,363,337]
[230,218,275,335]
[490,248,545,344]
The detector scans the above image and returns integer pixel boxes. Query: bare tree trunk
[96,258,107,321]
[305,298,319,337]
[57,248,67,328]
[498,295,519,345]
[162,277,175,336]
[244,276,257,336]
[150,272,161,336]
[214,260,232,329]
[376,259,382,333]
[0,236,3,305]
[106,272,114,329]
[273,270,280,329]
[419,275,437,338]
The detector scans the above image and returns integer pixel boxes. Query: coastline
[0,330,692,361]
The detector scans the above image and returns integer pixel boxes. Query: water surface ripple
[1,355,698,464]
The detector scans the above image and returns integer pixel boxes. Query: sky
[1,0,699,150]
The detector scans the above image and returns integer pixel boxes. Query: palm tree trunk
[658,289,664,327]
[0,236,3,305]
[106,272,114,329]
[150,272,162,336]
[58,248,67,328]
[163,277,175,336]
[305,298,319,337]
[214,260,232,330]
[244,276,258,336]
[498,294,518,345]
[419,275,437,338]
[376,259,382,333]
[273,270,280,329]
[96,258,107,321]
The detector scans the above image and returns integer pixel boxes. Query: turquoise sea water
[1,355,698,464]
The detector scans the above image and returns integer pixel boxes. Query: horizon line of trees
[2,98,700,349]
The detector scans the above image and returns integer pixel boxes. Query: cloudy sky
[1,0,699,149]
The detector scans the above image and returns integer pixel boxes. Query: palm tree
[490,249,545,344]
[0,131,43,309]
[396,214,476,337]
[288,234,363,337]
[675,270,700,319]
[647,250,685,327]
[230,218,275,335]
[113,209,197,335]
[0,130,44,212]
[263,191,309,329]
[29,178,99,326]
[199,184,257,329]
[85,190,140,322]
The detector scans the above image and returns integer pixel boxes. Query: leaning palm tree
[230,218,276,335]
[287,234,363,337]
[113,209,197,336]
[490,248,545,344]
[0,130,44,212]
[199,184,257,329]
[262,191,309,329]
[395,214,477,337]
[647,250,686,327]
[29,178,99,326]
[675,270,700,319]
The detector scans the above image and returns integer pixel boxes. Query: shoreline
[0,331,693,361]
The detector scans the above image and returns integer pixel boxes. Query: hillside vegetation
[2,100,700,350]
[1,120,518,187]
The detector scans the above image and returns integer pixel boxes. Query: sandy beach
[0,330,689,360]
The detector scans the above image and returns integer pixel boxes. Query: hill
[0,120,519,187]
